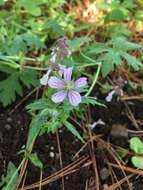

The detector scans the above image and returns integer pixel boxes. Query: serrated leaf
[26,99,49,112]
[8,32,45,55]
[26,108,60,148]
[69,37,92,51]
[82,96,105,107]
[20,70,39,88]
[26,114,48,148]
[85,37,143,77]
[99,52,115,77]
[0,73,23,107]
[0,69,39,107]
[131,156,143,169]
[122,52,142,70]
[64,121,84,143]
[112,37,142,51]
[129,137,143,154]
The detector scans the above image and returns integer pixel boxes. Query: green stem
[85,62,101,97]
[79,49,98,64]
[22,65,48,71]
[0,55,36,62]
[78,62,99,68]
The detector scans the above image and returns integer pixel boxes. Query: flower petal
[64,67,73,82]
[52,90,67,103]
[74,77,87,88]
[68,90,81,106]
[48,76,65,89]
[40,70,51,85]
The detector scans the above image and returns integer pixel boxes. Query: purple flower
[48,67,87,106]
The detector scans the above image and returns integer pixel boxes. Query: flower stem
[79,49,98,64]
[85,62,101,97]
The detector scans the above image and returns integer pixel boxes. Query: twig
[56,131,65,190]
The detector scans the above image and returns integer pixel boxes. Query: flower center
[66,81,74,91]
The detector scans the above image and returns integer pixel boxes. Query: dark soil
[0,95,143,190]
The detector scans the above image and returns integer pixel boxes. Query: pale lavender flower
[48,67,87,106]
[88,119,105,129]
[40,69,52,85]
[40,65,66,86]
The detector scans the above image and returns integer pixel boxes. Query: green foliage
[18,0,42,16]
[5,32,45,55]
[26,99,50,112]
[97,0,136,23]
[0,162,18,190]
[116,147,128,159]
[69,37,93,51]
[82,96,105,107]
[129,137,143,154]
[85,37,142,77]
[129,137,143,169]
[28,153,43,169]
[0,69,39,107]
[131,156,143,169]
[64,121,84,143]
[44,19,65,38]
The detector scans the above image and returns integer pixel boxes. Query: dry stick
[124,102,140,130]
[120,95,143,101]
[108,163,122,190]
[86,108,100,190]
[127,129,143,134]
[73,135,103,159]
[109,147,132,190]
[17,83,47,188]
[109,162,143,176]
[107,161,121,190]
[88,129,100,190]
[39,170,43,190]
[85,180,88,190]
[29,156,87,186]
[26,160,92,190]
[98,138,132,190]
[20,156,90,190]
[87,107,100,190]
[106,174,134,190]
[9,87,39,114]
[21,171,27,190]
[56,131,65,190]
[16,142,34,189]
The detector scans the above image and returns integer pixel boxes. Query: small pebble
[17,120,21,125]
[49,152,55,158]
[100,167,110,180]
[4,124,11,131]
[59,129,62,133]
[7,117,13,123]
[50,146,54,150]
